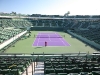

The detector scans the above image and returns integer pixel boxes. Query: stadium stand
[0,19,32,28]
[80,21,90,28]
[51,20,57,27]
[0,56,33,75]
[37,20,44,27]
[1,17,100,46]
[44,20,50,27]
[71,28,100,45]
[0,27,23,44]
[75,15,90,18]
[92,15,100,18]
[0,53,100,75]
[0,12,28,17]
[57,20,63,27]
[31,20,37,26]
[0,14,100,75]
[44,54,100,75]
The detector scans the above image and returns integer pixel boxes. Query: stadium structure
[0,13,100,75]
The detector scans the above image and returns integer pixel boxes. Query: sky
[0,0,100,15]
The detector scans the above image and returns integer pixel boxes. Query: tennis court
[5,31,97,53]
[33,32,70,46]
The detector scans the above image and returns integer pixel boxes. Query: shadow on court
[34,46,43,49]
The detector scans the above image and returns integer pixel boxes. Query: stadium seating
[0,19,32,28]
[1,12,100,18]
[36,20,44,27]
[75,15,90,18]
[44,20,50,27]
[71,21,81,29]
[1,12,100,75]
[57,20,63,27]
[0,15,100,75]
[0,18,100,46]
[0,57,32,75]
[92,15,100,18]
[63,19,100,45]
[51,20,57,27]
[63,19,75,29]
[0,27,23,44]
[31,20,37,26]
[44,55,100,75]
[71,28,100,45]
[80,21,90,28]
[0,54,100,75]
[0,12,28,16]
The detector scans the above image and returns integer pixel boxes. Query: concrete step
[36,65,44,68]
[37,62,44,65]
[34,62,44,75]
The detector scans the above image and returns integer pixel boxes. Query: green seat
[55,68,64,73]
[45,62,51,66]
[17,65,25,72]
[69,73,78,75]
[0,64,25,72]
[61,65,66,68]
[47,73,56,75]
[45,68,55,74]
[80,72,88,75]
[65,68,72,74]
[94,64,99,67]
[59,62,66,65]
[52,65,60,68]
[92,71,100,75]
[72,68,82,73]
[46,66,52,68]
[52,62,58,65]
[58,73,67,75]
[0,69,20,75]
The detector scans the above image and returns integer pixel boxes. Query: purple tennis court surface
[33,33,70,47]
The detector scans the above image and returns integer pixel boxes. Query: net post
[78,51,80,57]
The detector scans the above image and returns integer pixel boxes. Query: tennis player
[45,41,47,47]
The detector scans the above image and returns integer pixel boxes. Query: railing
[0,31,27,50]
[0,52,100,61]
[0,16,100,19]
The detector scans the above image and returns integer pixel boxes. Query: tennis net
[33,35,65,38]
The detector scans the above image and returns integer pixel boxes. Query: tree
[11,11,16,15]
[64,11,70,17]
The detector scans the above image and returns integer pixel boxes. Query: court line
[32,33,38,47]
[55,33,66,46]
[38,33,67,46]
[37,38,39,46]
[38,32,55,34]
[55,33,71,46]
[36,34,56,35]
[33,33,41,46]
[33,32,70,47]
[59,38,66,46]
[33,46,70,47]
[38,33,52,42]
[37,34,41,46]
[39,41,61,42]
[39,41,62,42]
[48,34,51,41]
